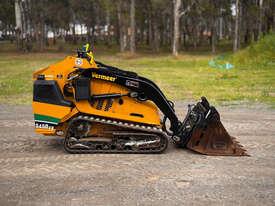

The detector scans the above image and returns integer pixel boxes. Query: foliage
[0,0,15,30]
[0,0,274,53]
[232,33,275,67]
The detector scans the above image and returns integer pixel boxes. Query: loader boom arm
[74,61,248,156]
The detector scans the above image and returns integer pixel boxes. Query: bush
[232,33,275,67]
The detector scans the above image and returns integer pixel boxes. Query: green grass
[0,53,62,104]
[232,32,275,66]
[103,53,275,105]
[0,39,274,105]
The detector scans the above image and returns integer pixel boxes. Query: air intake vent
[104,99,114,111]
[89,99,113,111]
[96,99,104,110]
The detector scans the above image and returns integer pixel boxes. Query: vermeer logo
[92,73,117,82]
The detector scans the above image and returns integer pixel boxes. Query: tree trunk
[238,1,242,49]
[172,0,181,56]
[147,1,153,47]
[115,11,120,45]
[105,8,111,46]
[130,0,136,53]
[233,0,240,52]
[39,22,45,51]
[86,25,91,43]
[153,18,160,52]
[219,16,223,40]
[211,19,216,53]
[72,23,77,45]
[25,0,31,35]
[140,18,144,44]
[117,0,125,52]
[258,0,263,40]
[53,29,56,45]
[71,8,77,45]
[38,2,45,52]
[14,0,22,50]
[192,23,198,49]
[273,3,275,31]
[91,25,95,45]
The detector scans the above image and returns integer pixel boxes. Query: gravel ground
[0,103,274,206]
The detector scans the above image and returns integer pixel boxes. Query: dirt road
[0,104,274,206]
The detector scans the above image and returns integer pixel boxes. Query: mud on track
[0,104,275,206]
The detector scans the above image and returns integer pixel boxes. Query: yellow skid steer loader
[32,44,247,156]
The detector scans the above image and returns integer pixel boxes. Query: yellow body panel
[35,128,57,135]
[32,102,72,120]
[32,102,73,135]
[76,79,160,125]
[33,56,97,91]
[32,55,161,136]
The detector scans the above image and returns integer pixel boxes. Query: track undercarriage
[64,115,168,153]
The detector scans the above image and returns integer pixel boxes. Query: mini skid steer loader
[32,44,247,156]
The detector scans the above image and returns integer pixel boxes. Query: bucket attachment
[178,97,248,156]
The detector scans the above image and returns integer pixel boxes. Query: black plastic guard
[75,77,91,101]
[33,80,72,107]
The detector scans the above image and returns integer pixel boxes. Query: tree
[172,0,194,56]
[130,0,136,53]
[258,0,263,39]
[1,0,273,53]
[172,0,181,56]
[116,0,127,52]
[233,0,240,52]
[150,0,171,52]
[0,0,15,32]
[14,0,22,49]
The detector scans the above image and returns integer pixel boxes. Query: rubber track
[64,115,168,154]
